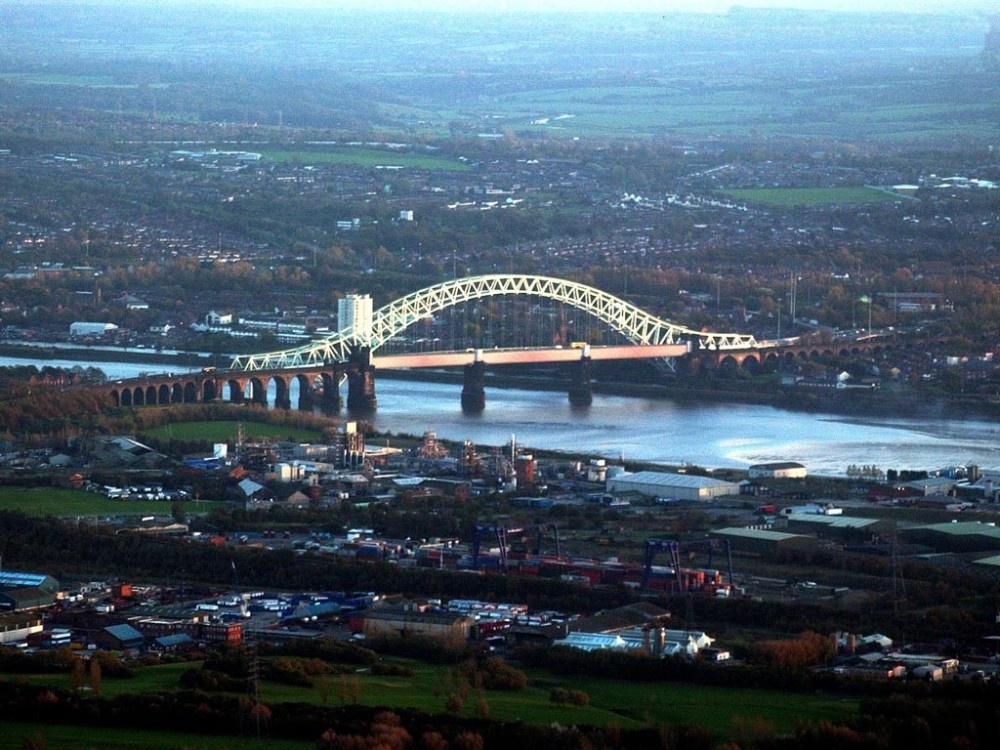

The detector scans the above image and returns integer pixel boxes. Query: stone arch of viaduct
[108,365,358,412]
[687,341,891,375]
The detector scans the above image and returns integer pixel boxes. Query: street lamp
[858,295,872,336]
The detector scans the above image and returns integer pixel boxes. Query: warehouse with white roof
[605,471,740,501]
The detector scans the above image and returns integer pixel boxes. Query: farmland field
[0,722,309,750]
[140,420,321,443]
[1,7,994,143]
[260,148,469,171]
[0,487,201,518]
[719,186,903,207]
[6,657,857,739]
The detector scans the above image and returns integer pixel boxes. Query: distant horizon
[15,0,1000,15]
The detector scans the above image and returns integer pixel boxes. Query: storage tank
[515,453,536,491]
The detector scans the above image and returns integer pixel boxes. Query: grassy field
[0,486,204,518]
[0,73,171,89]
[8,657,856,739]
[719,186,903,207]
[140,420,321,443]
[475,77,1000,141]
[259,147,469,171]
[1,722,310,750]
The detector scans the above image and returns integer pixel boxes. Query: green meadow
[1,722,308,750]
[719,186,902,207]
[259,148,469,171]
[140,420,322,443]
[466,81,1000,142]
[0,73,172,89]
[0,486,199,518]
[7,657,856,742]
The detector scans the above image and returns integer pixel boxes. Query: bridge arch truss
[230,274,758,371]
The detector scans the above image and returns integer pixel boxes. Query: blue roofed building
[0,571,60,611]
[99,623,145,651]
[152,633,196,653]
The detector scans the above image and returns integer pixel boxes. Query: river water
[4,355,999,475]
[370,378,1000,476]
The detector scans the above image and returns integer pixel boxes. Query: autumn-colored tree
[451,732,483,750]
[444,693,463,714]
[754,630,836,669]
[420,732,449,750]
[731,715,777,750]
[315,712,410,750]
[249,701,272,728]
[70,658,85,692]
[474,693,489,718]
[88,658,102,696]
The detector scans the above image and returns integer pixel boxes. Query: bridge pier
[297,384,315,411]
[275,393,292,410]
[250,379,268,407]
[347,347,377,413]
[347,367,377,413]
[320,377,342,413]
[461,361,486,413]
[568,356,593,407]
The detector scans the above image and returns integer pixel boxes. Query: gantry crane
[471,523,561,572]
[642,538,734,590]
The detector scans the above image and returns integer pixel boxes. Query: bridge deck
[372,344,689,369]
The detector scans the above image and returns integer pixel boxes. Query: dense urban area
[1,3,1000,750]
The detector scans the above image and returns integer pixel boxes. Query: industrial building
[901,521,1000,552]
[712,527,817,556]
[568,602,670,634]
[0,611,44,644]
[362,606,474,644]
[0,571,60,611]
[783,513,883,541]
[748,462,807,479]
[552,631,637,653]
[605,471,740,501]
[98,623,146,651]
[901,476,959,496]
[69,321,119,337]
[551,629,715,658]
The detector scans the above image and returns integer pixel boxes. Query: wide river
[6,355,1000,475]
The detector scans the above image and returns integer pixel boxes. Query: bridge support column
[230,383,245,404]
[347,347,377,413]
[275,393,292,410]
[297,385,315,411]
[347,367,377,413]
[568,356,593,407]
[250,380,268,407]
[321,377,342,413]
[461,361,486,413]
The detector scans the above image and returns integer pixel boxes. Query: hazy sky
[55,0,998,13]
[340,1,994,10]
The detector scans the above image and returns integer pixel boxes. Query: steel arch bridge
[229,274,759,371]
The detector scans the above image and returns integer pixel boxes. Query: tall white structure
[338,294,374,344]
